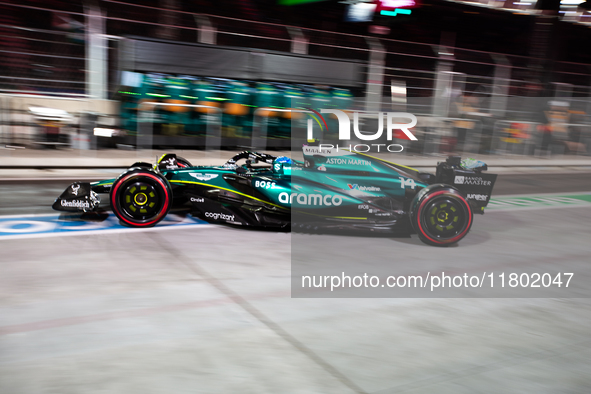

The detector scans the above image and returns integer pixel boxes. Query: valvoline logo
[347,184,381,192]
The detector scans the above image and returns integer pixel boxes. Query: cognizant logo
[306,109,417,148]
[205,212,235,221]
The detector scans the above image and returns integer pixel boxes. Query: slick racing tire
[110,167,172,227]
[411,186,473,247]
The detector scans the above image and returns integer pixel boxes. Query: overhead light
[93,128,116,137]
[391,86,407,95]
[28,106,68,118]
[381,0,417,6]
[28,106,72,122]
[381,8,413,16]
[339,0,373,4]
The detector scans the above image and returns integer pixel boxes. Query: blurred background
[0,0,590,155]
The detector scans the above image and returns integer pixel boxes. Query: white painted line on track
[487,203,591,213]
[487,191,591,213]
[0,223,215,241]
[0,213,60,219]
[492,191,591,198]
[0,177,108,182]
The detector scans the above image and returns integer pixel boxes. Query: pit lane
[1,172,590,392]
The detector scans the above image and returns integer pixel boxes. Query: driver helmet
[273,156,292,172]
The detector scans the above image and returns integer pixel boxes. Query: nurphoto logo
[306,109,418,153]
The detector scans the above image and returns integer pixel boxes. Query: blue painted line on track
[2,191,589,240]
[0,213,208,239]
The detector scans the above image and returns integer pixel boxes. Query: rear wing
[435,156,497,214]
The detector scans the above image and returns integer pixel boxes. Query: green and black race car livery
[53,147,496,246]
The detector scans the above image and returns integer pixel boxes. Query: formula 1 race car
[53,148,497,246]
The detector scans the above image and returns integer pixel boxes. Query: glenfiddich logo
[61,199,90,209]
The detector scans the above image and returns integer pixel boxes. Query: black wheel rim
[119,180,161,222]
[421,196,468,241]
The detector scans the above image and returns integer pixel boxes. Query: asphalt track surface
[1,172,591,393]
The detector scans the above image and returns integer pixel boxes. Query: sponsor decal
[278,192,343,206]
[254,180,278,190]
[274,163,281,171]
[356,204,385,214]
[164,158,178,169]
[398,177,416,189]
[190,173,219,181]
[60,199,90,209]
[303,146,335,156]
[317,165,327,172]
[71,184,80,196]
[205,212,235,221]
[326,158,372,166]
[455,176,492,186]
[466,194,488,201]
[190,197,204,203]
[348,184,381,192]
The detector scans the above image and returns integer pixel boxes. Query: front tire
[110,168,172,227]
[411,187,472,246]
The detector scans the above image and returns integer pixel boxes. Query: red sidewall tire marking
[416,190,472,245]
[111,172,170,227]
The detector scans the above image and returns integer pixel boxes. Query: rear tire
[110,168,172,227]
[411,187,472,246]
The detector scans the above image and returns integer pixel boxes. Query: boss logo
[254,180,277,190]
